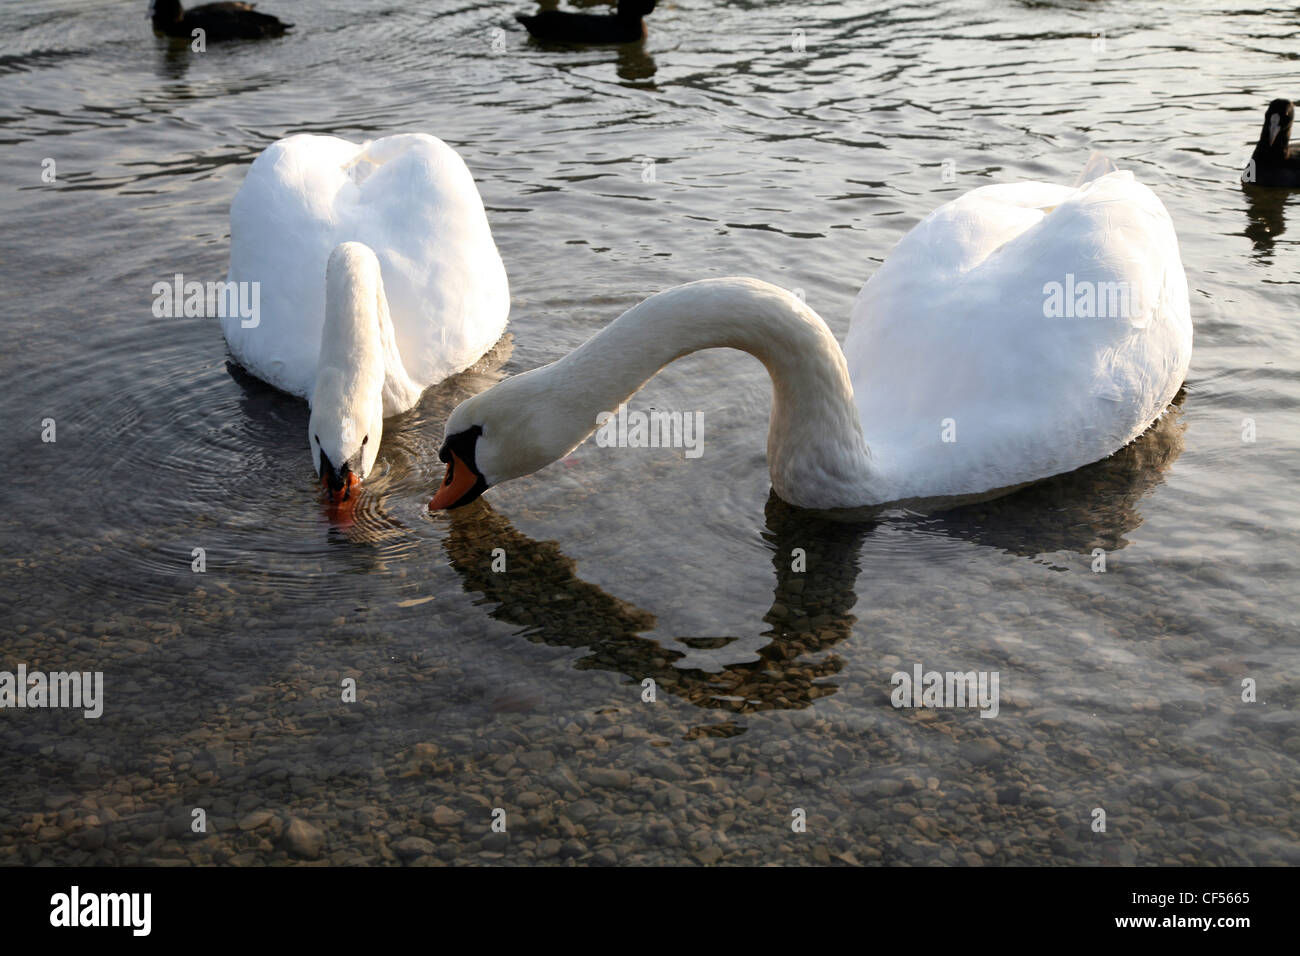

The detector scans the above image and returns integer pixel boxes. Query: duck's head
[617,0,657,18]
[150,0,182,25]
[429,365,592,511]
[1260,98,1294,153]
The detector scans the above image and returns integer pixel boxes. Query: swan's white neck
[525,278,883,509]
[318,242,421,417]
[309,242,422,481]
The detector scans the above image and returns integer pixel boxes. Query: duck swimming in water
[516,0,655,44]
[1243,99,1300,188]
[149,0,291,41]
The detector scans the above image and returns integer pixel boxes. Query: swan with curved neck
[432,278,879,510]
[224,133,509,511]
[430,163,1192,512]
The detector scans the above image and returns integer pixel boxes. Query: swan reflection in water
[437,392,1186,736]
[227,331,1185,733]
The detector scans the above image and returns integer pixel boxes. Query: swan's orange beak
[318,450,362,511]
[321,470,362,527]
[322,469,362,505]
[429,450,479,511]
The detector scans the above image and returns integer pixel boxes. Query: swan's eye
[314,434,320,444]
[362,435,369,446]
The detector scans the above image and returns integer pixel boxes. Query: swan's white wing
[224,133,509,405]
[845,170,1191,500]
[224,134,354,398]
[346,135,510,394]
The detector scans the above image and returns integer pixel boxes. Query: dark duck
[516,0,656,44]
[150,0,291,41]
[1243,99,1300,188]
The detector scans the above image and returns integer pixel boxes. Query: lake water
[1,0,1296,865]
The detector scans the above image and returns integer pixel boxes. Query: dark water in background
[0,0,1296,865]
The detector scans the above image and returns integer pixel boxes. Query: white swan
[428,159,1191,512]
[224,132,509,504]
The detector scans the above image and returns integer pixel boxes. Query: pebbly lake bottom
[1,397,1294,866]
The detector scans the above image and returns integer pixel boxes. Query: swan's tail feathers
[1074,152,1119,187]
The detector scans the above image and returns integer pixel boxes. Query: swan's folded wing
[345,134,510,391]
[845,171,1191,499]
[225,133,510,404]
[225,134,358,399]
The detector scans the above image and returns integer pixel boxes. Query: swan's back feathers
[846,168,1191,500]
[225,133,509,406]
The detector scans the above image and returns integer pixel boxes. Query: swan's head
[429,365,592,510]
[309,373,383,507]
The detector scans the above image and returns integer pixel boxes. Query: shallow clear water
[1,0,1296,865]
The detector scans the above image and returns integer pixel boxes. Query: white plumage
[224,132,509,407]
[845,164,1191,501]
[433,159,1192,512]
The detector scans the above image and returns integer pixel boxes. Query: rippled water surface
[1,0,1297,865]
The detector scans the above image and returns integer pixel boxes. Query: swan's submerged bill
[225,133,510,511]
[430,162,1191,513]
